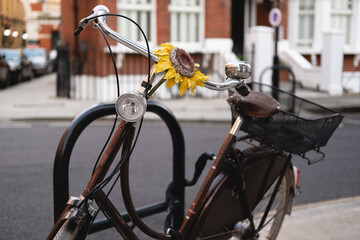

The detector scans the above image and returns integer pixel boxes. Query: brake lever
[74,5,109,36]
[74,15,95,36]
[74,18,88,36]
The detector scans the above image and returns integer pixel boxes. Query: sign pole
[270,1,281,100]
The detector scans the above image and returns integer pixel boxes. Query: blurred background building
[2,0,359,98]
[0,0,60,51]
[0,0,26,49]
[60,0,359,100]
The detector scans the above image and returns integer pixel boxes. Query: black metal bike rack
[259,64,296,95]
[53,100,185,231]
[258,64,297,113]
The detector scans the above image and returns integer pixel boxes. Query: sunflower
[154,43,208,96]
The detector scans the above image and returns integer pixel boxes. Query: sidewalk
[0,73,98,122]
[278,196,360,240]
[0,73,234,122]
[0,73,359,122]
[1,74,360,239]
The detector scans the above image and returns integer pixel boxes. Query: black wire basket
[239,83,344,157]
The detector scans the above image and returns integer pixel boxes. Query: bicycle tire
[250,167,292,240]
[193,166,293,240]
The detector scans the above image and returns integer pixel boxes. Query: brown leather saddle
[227,91,280,118]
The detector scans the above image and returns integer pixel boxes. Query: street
[0,114,359,239]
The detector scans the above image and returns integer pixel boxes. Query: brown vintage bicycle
[47,5,343,240]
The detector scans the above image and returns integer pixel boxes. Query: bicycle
[47,5,343,240]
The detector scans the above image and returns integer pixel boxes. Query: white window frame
[168,0,205,49]
[116,0,157,52]
[331,0,354,45]
[296,0,315,47]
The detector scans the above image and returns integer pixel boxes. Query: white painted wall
[279,42,321,89]
[282,0,360,95]
[248,26,274,85]
[320,31,344,95]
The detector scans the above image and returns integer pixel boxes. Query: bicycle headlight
[115,91,147,122]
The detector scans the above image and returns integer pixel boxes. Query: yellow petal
[164,67,177,79]
[161,43,175,52]
[180,79,189,96]
[166,78,176,88]
[196,80,205,87]
[155,59,172,73]
[175,72,183,84]
[195,63,200,67]
[187,77,195,89]
[155,51,170,57]
[192,69,204,78]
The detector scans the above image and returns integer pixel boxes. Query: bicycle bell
[115,91,147,122]
[225,60,251,79]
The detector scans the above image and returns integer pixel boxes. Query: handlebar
[74,5,250,92]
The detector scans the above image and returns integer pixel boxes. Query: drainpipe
[74,0,79,75]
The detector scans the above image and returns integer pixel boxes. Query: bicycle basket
[239,83,344,156]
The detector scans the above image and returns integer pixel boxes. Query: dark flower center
[170,47,195,78]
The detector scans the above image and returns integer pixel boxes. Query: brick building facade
[62,0,360,99]
[62,0,232,75]
[24,0,61,51]
[61,0,235,100]
[1,0,60,51]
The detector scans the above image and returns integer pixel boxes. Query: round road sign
[269,8,282,27]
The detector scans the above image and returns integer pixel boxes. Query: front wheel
[193,167,294,240]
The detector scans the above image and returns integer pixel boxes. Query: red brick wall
[280,1,288,39]
[205,0,231,38]
[256,3,271,27]
[30,3,42,11]
[61,0,117,76]
[39,24,56,51]
[157,0,170,44]
[303,54,359,71]
[256,1,288,39]
[343,55,359,71]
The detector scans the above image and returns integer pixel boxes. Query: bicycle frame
[47,5,296,240]
[48,110,294,239]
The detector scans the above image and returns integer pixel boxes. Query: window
[169,0,204,43]
[297,0,315,47]
[331,0,353,44]
[117,0,156,42]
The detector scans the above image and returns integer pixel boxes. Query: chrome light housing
[115,91,147,122]
[225,60,251,79]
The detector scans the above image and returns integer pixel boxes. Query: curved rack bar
[52,101,185,231]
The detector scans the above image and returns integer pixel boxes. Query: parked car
[0,54,11,88]
[24,48,52,76]
[0,49,33,84]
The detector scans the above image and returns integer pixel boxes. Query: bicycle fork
[47,121,137,240]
